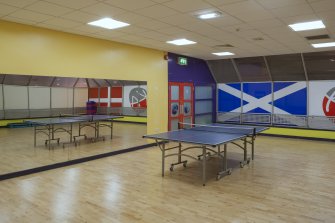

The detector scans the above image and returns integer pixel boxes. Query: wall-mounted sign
[178,57,187,65]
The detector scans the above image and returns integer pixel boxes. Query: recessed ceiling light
[88,18,129,30]
[311,42,335,48]
[288,20,325,31]
[212,52,235,56]
[166,38,197,46]
[198,11,222,20]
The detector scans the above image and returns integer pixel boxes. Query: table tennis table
[143,123,268,186]
[26,115,123,149]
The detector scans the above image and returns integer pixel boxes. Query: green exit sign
[178,57,188,65]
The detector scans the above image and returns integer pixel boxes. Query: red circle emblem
[322,87,335,116]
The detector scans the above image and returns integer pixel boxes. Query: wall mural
[309,81,335,117]
[218,81,308,116]
[88,85,147,110]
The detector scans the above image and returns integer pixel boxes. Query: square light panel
[288,20,325,31]
[88,18,129,30]
[166,38,196,46]
[311,42,335,48]
[198,11,222,20]
[212,52,235,56]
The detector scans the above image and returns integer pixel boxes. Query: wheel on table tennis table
[240,162,244,168]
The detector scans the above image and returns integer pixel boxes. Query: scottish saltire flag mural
[218,82,307,115]
[243,82,271,113]
[272,82,307,115]
[218,83,242,112]
[309,81,335,116]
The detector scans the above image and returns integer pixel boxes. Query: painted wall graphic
[218,83,242,112]
[218,82,307,115]
[272,82,307,115]
[309,81,335,116]
[243,82,272,113]
[123,85,147,108]
[110,86,122,107]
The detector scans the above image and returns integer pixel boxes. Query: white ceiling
[1,0,335,60]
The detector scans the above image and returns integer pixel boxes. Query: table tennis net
[180,123,256,135]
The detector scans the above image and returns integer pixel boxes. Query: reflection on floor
[0,122,147,175]
[0,136,335,222]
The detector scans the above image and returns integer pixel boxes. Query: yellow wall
[0,20,168,134]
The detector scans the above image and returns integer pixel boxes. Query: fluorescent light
[88,18,129,30]
[288,20,325,31]
[198,12,222,20]
[311,42,335,48]
[166,38,196,46]
[212,52,235,56]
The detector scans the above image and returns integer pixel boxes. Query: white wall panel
[29,87,50,109]
[74,88,88,107]
[51,87,73,108]
[4,85,28,109]
[309,81,335,116]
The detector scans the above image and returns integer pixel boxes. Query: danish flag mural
[218,82,307,115]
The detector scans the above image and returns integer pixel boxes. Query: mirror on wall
[0,74,148,176]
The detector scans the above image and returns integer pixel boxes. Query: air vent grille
[214,44,234,48]
[305,34,330,40]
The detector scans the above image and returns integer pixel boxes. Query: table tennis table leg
[216,144,232,181]
[94,122,100,140]
[202,146,206,186]
[48,125,52,150]
[162,142,165,177]
[110,121,113,139]
[169,143,188,171]
[34,126,37,147]
[251,136,255,160]
[239,138,250,168]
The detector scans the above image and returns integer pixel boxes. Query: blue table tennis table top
[143,123,268,147]
[25,115,123,125]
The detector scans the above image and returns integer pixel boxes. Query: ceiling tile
[26,1,73,16]
[204,0,248,7]
[104,0,157,11]
[62,11,99,23]
[158,14,199,26]
[270,4,314,18]
[72,24,103,33]
[120,26,151,34]
[280,14,320,25]
[0,0,38,8]
[45,0,99,10]
[310,0,335,13]
[41,17,82,28]
[7,9,54,22]
[256,0,306,9]
[204,14,244,27]
[0,4,18,17]
[136,4,178,19]
[2,15,37,25]
[136,20,171,30]
[115,12,152,25]
[247,19,285,29]
[80,3,127,17]
[163,0,213,12]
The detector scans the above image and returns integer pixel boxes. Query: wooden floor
[0,122,147,174]
[0,136,334,222]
